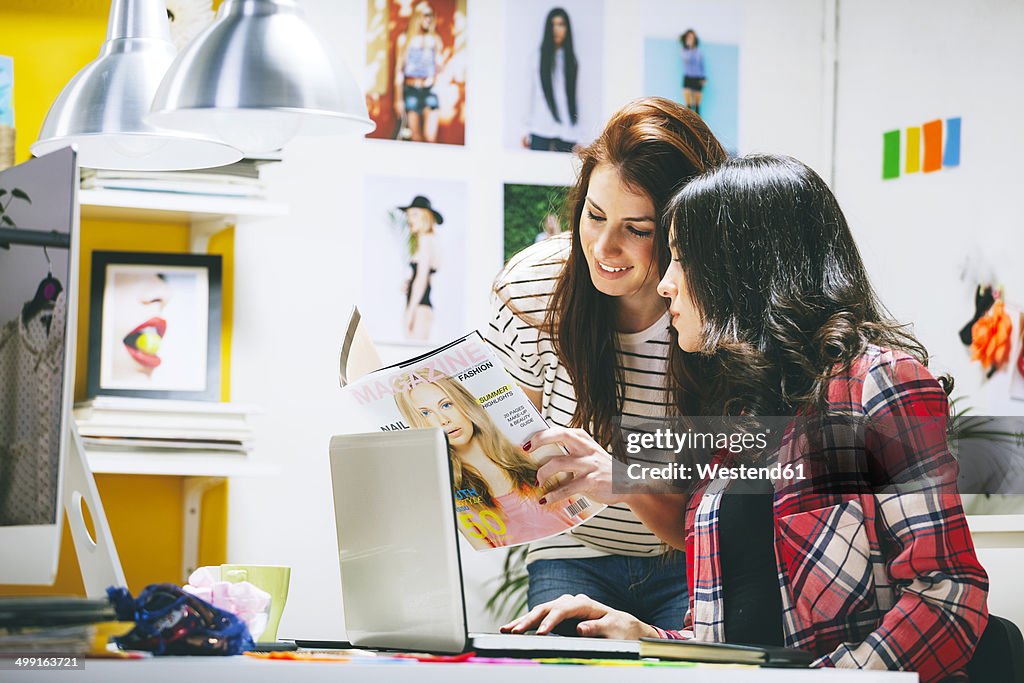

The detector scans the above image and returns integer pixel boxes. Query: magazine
[338,330,603,550]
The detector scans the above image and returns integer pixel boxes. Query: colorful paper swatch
[922,119,943,172]
[905,127,921,174]
[882,117,961,180]
[883,130,901,180]
[943,117,961,167]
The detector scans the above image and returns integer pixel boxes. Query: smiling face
[110,271,172,379]
[683,30,697,48]
[657,223,703,352]
[408,382,474,449]
[579,163,662,303]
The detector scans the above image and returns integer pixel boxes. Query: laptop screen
[329,428,469,653]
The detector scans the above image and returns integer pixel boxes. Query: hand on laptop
[500,594,659,641]
[526,427,623,507]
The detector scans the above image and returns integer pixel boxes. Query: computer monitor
[0,147,123,595]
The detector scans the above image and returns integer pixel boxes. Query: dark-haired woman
[502,154,988,682]
[486,97,726,631]
[679,29,705,115]
[521,8,579,153]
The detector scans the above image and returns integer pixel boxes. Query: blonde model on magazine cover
[394,370,581,549]
[485,97,726,628]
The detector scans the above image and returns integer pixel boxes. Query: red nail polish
[539,497,547,505]
[524,441,532,451]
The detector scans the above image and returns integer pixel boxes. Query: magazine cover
[339,331,603,550]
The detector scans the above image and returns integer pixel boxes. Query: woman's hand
[527,427,623,507]
[501,594,658,640]
[521,135,531,149]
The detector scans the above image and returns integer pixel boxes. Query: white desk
[10,657,918,681]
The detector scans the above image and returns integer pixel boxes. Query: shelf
[967,514,1024,534]
[83,448,280,581]
[80,188,289,224]
[86,449,280,478]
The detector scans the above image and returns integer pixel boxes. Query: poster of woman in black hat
[401,195,443,341]
[361,177,466,346]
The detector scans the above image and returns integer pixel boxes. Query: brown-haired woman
[484,96,725,630]
[501,155,987,682]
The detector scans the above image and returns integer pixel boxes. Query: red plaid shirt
[653,347,989,682]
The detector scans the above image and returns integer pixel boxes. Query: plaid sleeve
[817,353,988,683]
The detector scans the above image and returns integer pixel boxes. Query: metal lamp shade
[31,0,242,171]
[148,0,375,155]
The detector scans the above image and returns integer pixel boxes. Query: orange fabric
[970,300,1013,371]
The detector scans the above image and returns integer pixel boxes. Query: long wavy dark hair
[664,154,942,417]
[540,8,578,125]
[540,98,726,446]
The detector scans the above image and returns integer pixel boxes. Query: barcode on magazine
[565,498,590,518]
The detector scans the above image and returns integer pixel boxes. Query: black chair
[966,614,1024,682]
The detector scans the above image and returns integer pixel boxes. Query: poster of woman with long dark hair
[503,1,605,152]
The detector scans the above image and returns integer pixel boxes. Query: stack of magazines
[0,597,116,655]
[74,397,255,457]
[80,157,279,199]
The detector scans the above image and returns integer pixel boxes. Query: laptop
[325,428,641,658]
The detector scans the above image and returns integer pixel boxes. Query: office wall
[832,0,1024,415]
[228,0,830,639]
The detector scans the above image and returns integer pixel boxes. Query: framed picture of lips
[87,250,222,401]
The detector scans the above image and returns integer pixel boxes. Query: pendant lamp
[148,0,375,155]
[31,0,242,171]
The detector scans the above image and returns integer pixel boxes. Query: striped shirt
[482,235,674,564]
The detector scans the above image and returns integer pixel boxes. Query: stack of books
[74,397,256,457]
[80,156,280,199]
[0,597,117,655]
[638,637,815,667]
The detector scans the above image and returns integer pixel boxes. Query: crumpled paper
[183,567,271,641]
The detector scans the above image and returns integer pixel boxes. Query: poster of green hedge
[503,183,571,262]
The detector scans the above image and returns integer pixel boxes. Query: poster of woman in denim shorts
[364,0,467,146]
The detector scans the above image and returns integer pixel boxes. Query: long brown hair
[393,371,539,507]
[664,154,942,417]
[544,97,726,446]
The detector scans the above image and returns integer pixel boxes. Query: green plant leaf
[0,188,7,197]
[1,215,13,226]
[485,546,530,622]
[11,188,31,203]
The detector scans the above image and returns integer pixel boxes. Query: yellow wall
[2,9,107,165]
[1,4,231,596]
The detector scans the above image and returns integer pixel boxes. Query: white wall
[833,0,1024,415]
[227,0,830,640]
